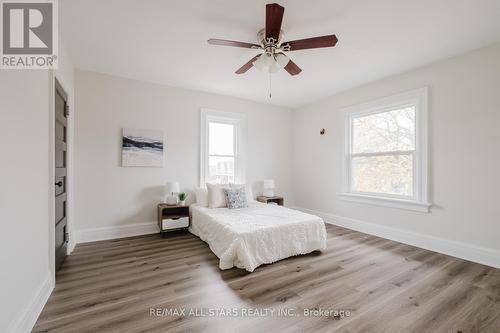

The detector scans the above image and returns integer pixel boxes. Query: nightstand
[157,204,190,236]
[256,195,284,206]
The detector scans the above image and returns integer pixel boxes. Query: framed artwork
[122,128,164,167]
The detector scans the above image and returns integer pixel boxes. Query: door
[55,79,68,272]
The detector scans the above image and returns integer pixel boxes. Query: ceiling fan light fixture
[252,53,267,71]
[253,52,279,73]
[268,58,280,73]
[275,53,290,68]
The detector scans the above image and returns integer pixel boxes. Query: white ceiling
[60,0,500,108]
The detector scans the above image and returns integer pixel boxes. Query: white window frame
[200,109,246,186]
[338,88,431,212]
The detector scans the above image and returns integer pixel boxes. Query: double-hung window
[200,109,245,185]
[340,88,430,212]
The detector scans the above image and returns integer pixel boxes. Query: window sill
[337,193,431,213]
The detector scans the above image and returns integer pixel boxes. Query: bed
[189,202,327,272]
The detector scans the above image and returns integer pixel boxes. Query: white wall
[0,71,52,332]
[0,36,74,331]
[74,70,294,241]
[293,43,500,267]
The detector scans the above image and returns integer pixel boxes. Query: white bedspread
[189,202,327,272]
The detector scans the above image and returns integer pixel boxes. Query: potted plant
[178,192,188,206]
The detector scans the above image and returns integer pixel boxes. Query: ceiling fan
[207,3,338,76]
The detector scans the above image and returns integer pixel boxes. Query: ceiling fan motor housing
[257,28,285,55]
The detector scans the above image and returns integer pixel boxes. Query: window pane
[209,122,234,155]
[353,107,415,153]
[208,156,234,184]
[351,154,413,197]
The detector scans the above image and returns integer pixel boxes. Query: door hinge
[65,105,70,117]
[65,232,69,243]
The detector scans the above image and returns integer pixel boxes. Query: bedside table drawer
[162,217,189,230]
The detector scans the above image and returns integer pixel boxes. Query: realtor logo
[1,0,57,69]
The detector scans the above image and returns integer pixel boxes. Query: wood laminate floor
[33,225,500,333]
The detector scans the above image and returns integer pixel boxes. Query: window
[340,88,430,212]
[208,122,235,183]
[200,109,245,185]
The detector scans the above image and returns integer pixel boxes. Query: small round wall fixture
[320,128,326,135]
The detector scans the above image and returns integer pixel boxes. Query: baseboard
[76,221,159,243]
[67,230,76,254]
[7,271,53,333]
[295,206,500,269]
[68,239,76,254]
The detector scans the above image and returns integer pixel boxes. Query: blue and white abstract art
[122,128,164,167]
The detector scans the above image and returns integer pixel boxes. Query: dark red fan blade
[282,35,338,51]
[266,3,285,41]
[207,38,261,49]
[235,54,261,74]
[284,59,302,76]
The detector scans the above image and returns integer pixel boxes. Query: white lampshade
[254,53,290,74]
[275,53,290,68]
[253,53,281,73]
[165,181,180,194]
[268,60,280,73]
[253,53,270,71]
[263,179,275,189]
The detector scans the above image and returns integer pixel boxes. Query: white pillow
[194,187,208,207]
[231,183,254,202]
[206,183,229,208]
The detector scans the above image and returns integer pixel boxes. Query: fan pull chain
[268,73,272,99]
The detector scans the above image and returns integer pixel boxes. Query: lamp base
[165,195,178,206]
[263,189,274,198]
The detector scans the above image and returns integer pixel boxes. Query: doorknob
[55,181,63,187]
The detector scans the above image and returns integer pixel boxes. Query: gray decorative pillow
[223,187,248,209]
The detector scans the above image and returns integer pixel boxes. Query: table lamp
[164,181,180,205]
[263,179,275,197]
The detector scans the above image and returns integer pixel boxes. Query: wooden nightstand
[256,195,284,206]
[157,204,190,236]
